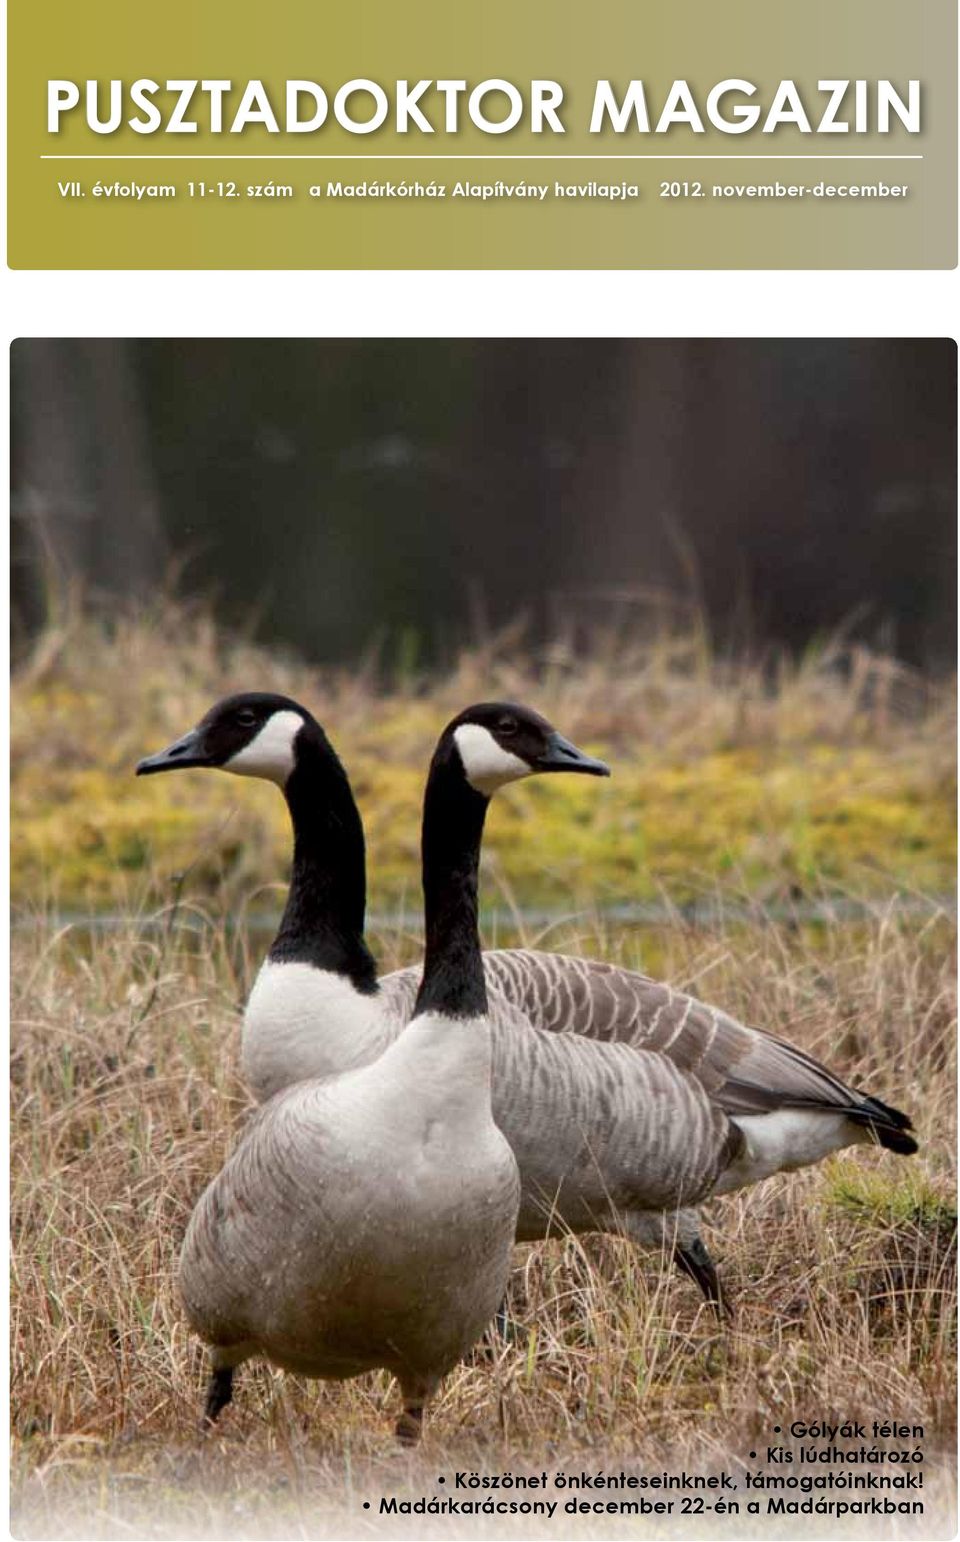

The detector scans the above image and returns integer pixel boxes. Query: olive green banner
[8,0,956,268]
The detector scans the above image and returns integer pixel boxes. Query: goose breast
[180,1032,518,1384]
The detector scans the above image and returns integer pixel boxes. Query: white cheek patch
[225,710,303,785]
[454,723,532,796]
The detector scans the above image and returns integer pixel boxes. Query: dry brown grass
[11,901,957,1538]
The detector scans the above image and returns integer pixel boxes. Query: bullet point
[363,1502,370,1509]
[774,1426,781,1434]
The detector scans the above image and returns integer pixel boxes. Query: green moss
[12,620,956,913]
[12,732,956,913]
[825,1163,957,1234]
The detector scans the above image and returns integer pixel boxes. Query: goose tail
[848,1095,918,1155]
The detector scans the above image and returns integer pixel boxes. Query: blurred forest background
[10,338,957,669]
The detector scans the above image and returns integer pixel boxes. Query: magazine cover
[6,2,958,1541]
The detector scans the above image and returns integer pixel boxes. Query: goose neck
[269,732,377,993]
[416,754,488,1019]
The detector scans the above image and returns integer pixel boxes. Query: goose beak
[136,727,208,775]
[537,732,611,778]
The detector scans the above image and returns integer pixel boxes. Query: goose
[138,693,724,1303]
[175,703,608,1442]
[139,694,917,1316]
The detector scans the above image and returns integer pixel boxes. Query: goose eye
[497,715,518,736]
[236,709,258,728]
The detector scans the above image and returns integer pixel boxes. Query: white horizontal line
[41,153,924,161]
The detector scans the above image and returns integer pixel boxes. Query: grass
[10,603,958,1537]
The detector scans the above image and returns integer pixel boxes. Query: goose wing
[478,949,915,1149]
[485,995,743,1219]
[379,951,915,1150]
[378,953,851,1113]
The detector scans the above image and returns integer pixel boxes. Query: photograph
[9,337,958,1539]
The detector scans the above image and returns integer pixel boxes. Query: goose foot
[201,1366,234,1429]
[674,1238,730,1320]
[395,1403,424,1446]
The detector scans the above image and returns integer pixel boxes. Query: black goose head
[441,701,611,797]
[136,692,314,787]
